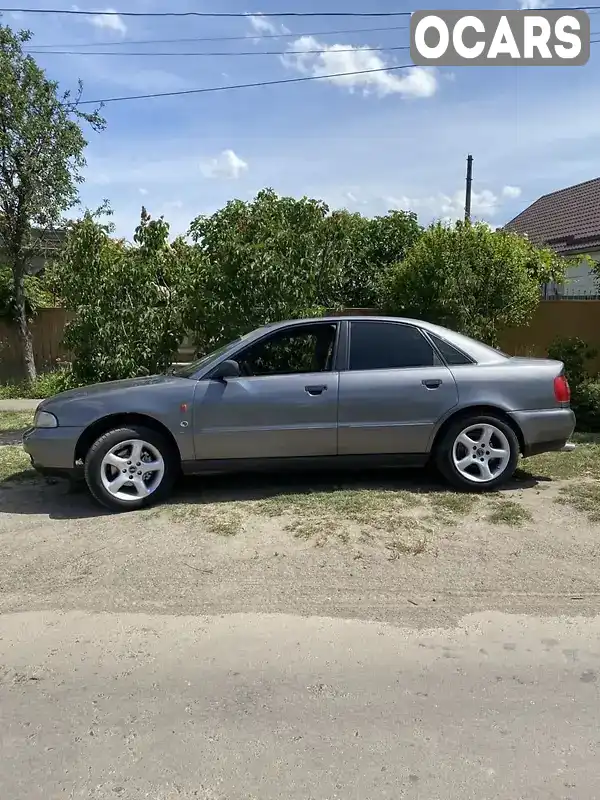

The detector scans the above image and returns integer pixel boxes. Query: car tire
[84,426,179,512]
[435,414,520,492]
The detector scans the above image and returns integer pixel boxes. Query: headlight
[34,410,58,428]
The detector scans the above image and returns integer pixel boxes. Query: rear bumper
[509,408,576,458]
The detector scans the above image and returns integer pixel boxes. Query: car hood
[40,374,191,408]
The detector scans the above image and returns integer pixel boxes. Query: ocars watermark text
[410,10,590,66]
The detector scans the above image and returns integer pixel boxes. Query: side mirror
[211,359,241,380]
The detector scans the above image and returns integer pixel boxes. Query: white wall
[545,251,600,298]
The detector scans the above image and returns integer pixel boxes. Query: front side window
[235,323,338,377]
[349,322,436,371]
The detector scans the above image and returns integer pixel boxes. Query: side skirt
[181,453,429,476]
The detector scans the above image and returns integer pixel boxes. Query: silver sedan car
[23,316,576,512]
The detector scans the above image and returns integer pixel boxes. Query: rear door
[338,320,458,455]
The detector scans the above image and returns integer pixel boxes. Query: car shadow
[0,464,548,521]
[173,465,546,506]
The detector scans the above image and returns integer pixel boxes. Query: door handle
[305,384,327,396]
[422,379,442,390]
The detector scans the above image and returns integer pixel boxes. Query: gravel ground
[1,467,599,627]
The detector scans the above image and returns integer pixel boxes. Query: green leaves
[50,209,199,384]
[384,220,567,347]
[0,22,105,379]
[185,189,423,351]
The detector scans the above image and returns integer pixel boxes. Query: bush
[572,381,600,432]
[48,209,197,385]
[547,336,597,389]
[383,220,566,347]
[186,189,422,351]
[0,367,76,399]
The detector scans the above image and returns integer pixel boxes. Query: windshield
[172,336,243,378]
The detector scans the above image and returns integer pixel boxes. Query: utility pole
[464,154,473,222]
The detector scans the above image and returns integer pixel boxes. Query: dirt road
[2,470,600,799]
[1,471,599,625]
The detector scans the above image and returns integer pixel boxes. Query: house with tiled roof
[504,177,600,299]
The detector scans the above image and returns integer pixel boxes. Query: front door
[192,322,340,462]
[338,320,459,455]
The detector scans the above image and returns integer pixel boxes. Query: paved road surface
[1,610,599,799]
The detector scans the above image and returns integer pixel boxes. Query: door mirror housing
[211,359,241,380]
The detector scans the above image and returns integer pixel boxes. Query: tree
[383,220,567,347]
[0,23,105,381]
[319,209,422,309]
[49,208,198,385]
[186,189,423,350]
[187,189,335,350]
[0,264,52,319]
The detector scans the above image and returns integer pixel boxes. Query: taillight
[554,375,571,403]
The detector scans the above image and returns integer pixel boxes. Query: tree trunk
[12,264,37,383]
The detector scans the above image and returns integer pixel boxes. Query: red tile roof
[504,177,600,255]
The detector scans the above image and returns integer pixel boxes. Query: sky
[5,0,600,237]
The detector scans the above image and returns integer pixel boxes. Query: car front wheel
[436,415,520,492]
[84,426,178,511]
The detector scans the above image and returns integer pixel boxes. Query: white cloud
[283,36,438,98]
[502,185,522,199]
[248,12,290,37]
[139,188,148,196]
[200,150,249,180]
[518,0,552,8]
[90,8,127,36]
[386,188,501,221]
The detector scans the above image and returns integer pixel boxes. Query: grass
[430,492,478,515]
[167,501,246,536]
[0,411,34,433]
[555,482,600,523]
[487,499,533,526]
[0,445,37,483]
[520,441,600,481]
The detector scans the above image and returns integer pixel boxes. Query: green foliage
[319,208,422,309]
[0,266,53,319]
[0,367,75,399]
[187,189,333,349]
[0,23,105,380]
[186,189,421,350]
[572,381,600,432]
[548,336,597,389]
[383,220,567,346]
[48,208,197,385]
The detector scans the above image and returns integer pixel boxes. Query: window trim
[422,330,476,367]
[204,320,342,380]
[347,319,442,373]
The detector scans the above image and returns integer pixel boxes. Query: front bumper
[509,408,576,458]
[22,425,86,476]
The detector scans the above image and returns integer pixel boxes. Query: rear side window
[349,322,436,371]
[428,332,474,366]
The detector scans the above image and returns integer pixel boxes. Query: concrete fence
[2,301,600,381]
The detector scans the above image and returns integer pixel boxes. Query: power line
[0,6,414,18]
[75,63,415,105]
[30,37,600,58]
[3,4,600,16]
[30,25,409,49]
[26,45,411,57]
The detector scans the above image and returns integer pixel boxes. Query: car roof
[263,315,432,329]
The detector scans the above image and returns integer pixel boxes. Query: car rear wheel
[84,426,178,511]
[435,414,520,492]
